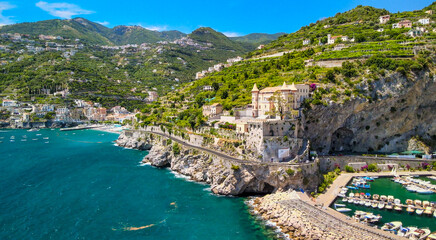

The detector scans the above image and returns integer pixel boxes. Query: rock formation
[117,131,321,196]
[304,71,436,154]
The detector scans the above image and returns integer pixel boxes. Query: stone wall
[319,155,436,172]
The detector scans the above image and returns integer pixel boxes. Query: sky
[0,0,433,36]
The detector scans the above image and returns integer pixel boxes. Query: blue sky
[0,0,433,36]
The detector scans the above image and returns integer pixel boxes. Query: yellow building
[251,82,309,118]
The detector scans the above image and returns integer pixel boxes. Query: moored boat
[336,207,352,212]
[371,202,378,208]
[424,207,433,215]
[416,208,424,215]
[381,221,402,232]
[378,202,385,209]
[408,228,431,240]
[365,200,371,207]
[407,199,414,205]
[407,205,415,214]
[372,194,379,200]
[399,226,417,237]
[394,205,402,211]
[427,232,436,240]
[385,202,394,210]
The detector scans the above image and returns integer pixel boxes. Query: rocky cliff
[117,131,321,196]
[304,71,436,154]
[116,130,152,150]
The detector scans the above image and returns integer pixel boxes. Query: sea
[0,129,275,240]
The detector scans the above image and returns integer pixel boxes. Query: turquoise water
[333,177,436,231]
[0,129,274,240]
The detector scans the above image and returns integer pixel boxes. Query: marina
[331,175,436,233]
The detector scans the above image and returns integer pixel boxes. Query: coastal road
[144,130,308,167]
[145,130,246,164]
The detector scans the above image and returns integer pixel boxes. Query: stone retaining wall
[320,155,436,172]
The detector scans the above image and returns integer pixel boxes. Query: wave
[137,162,150,167]
[203,187,211,192]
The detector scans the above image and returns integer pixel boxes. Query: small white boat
[43,137,49,140]
[394,205,402,211]
[416,208,424,215]
[416,189,433,194]
[427,232,436,240]
[399,226,417,237]
[378,202,385,209]
[36,134,42,136]
[371,202,378,208]
[424,207,433,215]
[365,201,371,207]
[381,221,402,232]
[407,205,415,214]
[334,203,346,208]
[408,228,431,240]
[44,141,49,144]
[385,202,393,210]
[27,128,39,132]
[336,208,352,212]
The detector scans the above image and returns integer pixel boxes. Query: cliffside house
[147,91,158,102]
[418,18,430,25]
[426,10,434,15]
[379,15,390,24]
[195,72,205,79]
[251,82,309,118]
[393,20,412,28]
[2,99,19,107]
[303,39,311,45]
[202,103,223,117]
[408,28,424,38]
[203,85,213,91]
[327,34,349,45]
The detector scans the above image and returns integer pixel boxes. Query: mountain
[230,33,286,45]
[108,25,186,45]
[0,18,113,45]
[0,18,187,45]
[188,27,251,52]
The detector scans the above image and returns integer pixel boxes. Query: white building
[203,85,213,91]
[227,56,243,63]
[2,99,18,107]
[418,18,430,25]
[303,39,311,45]
[147,91,158,102]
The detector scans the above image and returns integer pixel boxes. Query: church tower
[251,83,259,117]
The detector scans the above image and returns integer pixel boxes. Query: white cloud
[96,21,109,26]
[0,2,16,26]
[36,1,94,19]
[223,32,241,37]
[143,25,168,32]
